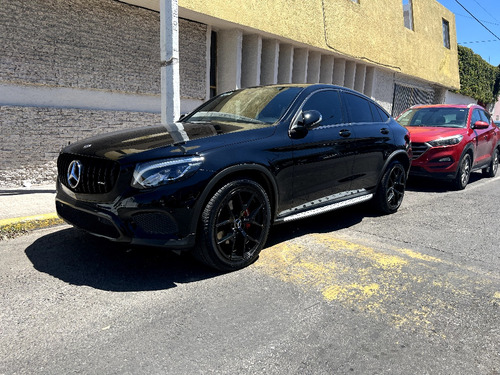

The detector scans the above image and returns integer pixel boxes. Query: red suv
[397,104,499,189]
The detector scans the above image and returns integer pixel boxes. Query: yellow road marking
[256,233,497,338]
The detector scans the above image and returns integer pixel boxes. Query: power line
[471,0,500,25]
[460,39,499,44]
[454,0,500,42]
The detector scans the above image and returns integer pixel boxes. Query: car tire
[373,161,406,214]
[452,153,471,190]
[195,179,271,271]
[482,148,498,178]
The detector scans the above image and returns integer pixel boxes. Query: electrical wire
[454,0,500,42]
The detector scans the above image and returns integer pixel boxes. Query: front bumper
[55,179,202,249]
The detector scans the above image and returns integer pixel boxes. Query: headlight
[427,135,463,147]
[132,156,204,189]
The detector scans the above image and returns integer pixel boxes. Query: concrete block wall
[0,0,207,187]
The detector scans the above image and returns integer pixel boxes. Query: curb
[0,213,64,240]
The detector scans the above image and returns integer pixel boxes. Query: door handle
[380,128,390,135]
[339,129,351,137]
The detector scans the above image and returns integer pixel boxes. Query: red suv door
[471,108,496,165]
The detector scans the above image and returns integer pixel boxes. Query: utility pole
[160,0,180,124]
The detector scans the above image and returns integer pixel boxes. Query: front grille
[56,201,121,239]
[411,142,430,160]
[57,153,120,194]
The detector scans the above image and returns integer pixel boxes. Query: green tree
[457,45,500,105]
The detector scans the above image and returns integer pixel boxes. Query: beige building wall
[179,0,459,90]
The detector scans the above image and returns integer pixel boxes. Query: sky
[436,0,500,67]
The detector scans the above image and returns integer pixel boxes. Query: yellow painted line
[0,213,59,227]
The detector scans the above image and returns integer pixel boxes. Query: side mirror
[473,120,489,129]
[289,110,323,139]
[300,110,323,129]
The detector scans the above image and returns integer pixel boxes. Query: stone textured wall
[0,0,207,98]
[0,106,160,187]
[0,0,207,187]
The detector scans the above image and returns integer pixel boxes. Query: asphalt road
[1,173,499,374]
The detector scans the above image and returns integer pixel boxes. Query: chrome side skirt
[276,192,373,223]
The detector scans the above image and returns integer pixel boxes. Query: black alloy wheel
[196,179,271,271]
[453,153,471,190]
[483,148,499,178]
[374,161,406,214]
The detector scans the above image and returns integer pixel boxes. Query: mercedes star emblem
[67,160,82,189]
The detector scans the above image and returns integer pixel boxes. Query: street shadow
[0,188,56,196]
[25,227,220,292]
[406,172,483,193]
[25,201,376,291]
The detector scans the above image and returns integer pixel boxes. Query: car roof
[408,103,481,110]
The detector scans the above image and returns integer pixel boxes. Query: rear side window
[302,90,343,126]
[343,92,374,123]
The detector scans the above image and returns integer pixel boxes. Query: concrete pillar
[217,29,243,93]
[278,44,294,83]
[344,60,356,89]
[160,0,180,123]
[307,51,321,83]
[364,66,375,97]
[261,39,279,85]
[241,34,262,88]
[292,48,308,84]
[320,55,334,84]
[354,64,366,93]
[332,58,346,86]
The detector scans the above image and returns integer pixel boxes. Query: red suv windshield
[398,107,468,128]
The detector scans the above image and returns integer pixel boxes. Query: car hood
[61,121,273,161]
[406,126,466,143]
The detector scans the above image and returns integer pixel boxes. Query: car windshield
[183,86,303,125]
[398,107,468,128]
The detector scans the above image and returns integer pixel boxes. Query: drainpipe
[160,0,180,124]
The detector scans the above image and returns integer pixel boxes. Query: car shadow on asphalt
[406,172,483,193]
[25,227,221,292]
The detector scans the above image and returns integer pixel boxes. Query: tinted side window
[343,93,374,123]
[302,90,343,125]
[377,106,390,122]
[470,109,482,126]
[479,110,490,123]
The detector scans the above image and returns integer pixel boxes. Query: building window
[210,31,217,97]
[442,19,451,49]
[403,0,413,30]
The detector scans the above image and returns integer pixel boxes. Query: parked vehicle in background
[494,121,500,128]
[397,104,500,189]
[56,84,411,271]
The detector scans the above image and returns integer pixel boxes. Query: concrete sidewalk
[0,183,63,238]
